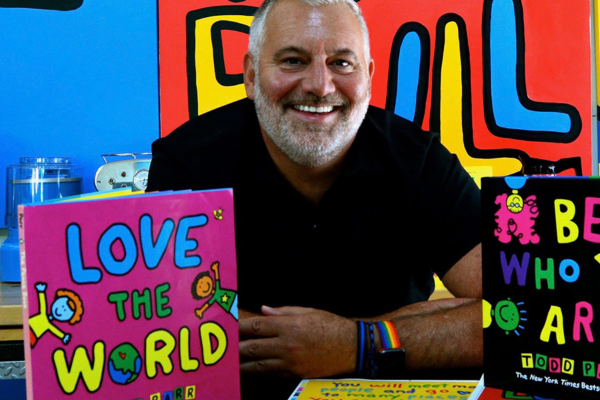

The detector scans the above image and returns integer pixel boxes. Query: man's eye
[333,60,351,68]
[283,58,302,66]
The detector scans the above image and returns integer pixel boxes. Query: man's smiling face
[245,0,374,168]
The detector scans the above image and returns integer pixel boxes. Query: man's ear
[243,52,256,100]
[368,58,375,80]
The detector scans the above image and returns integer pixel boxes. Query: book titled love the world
[19,189,240,400]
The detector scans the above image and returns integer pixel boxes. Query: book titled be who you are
[483,177,600,399]
[19,189,240,400]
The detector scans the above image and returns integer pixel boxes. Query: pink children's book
[18,189,240,400]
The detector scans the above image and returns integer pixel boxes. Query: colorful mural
[159,0,263,135]
[0,0,597,228]
[158,0,597,179]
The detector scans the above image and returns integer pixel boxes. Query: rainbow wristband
[375,321,401,349]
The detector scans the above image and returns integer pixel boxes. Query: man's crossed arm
[239,243,483,378]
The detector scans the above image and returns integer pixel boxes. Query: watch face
[375,348,406,378]
[133,169,149,191]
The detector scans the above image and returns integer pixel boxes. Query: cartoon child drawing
[191,261,238,320]
[29,282,83,348]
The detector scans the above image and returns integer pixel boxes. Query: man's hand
[239,306,356,378]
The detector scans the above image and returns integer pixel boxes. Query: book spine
[18,204,34,400]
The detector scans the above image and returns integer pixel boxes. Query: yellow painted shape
[193,15,254,116]
[439,22,522,177]
[433,274,445,290]
[482,299,492,328]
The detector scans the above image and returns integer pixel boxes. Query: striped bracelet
[355,321,366,375]
[376,320,402,349]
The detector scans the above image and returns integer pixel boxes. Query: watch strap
[373,321,405,378]
[375,321,402,350]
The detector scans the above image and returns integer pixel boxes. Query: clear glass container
[5,157,83,228]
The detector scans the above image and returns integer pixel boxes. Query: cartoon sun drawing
[483,298,527,336]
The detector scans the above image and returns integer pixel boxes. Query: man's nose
[301,61,335,98]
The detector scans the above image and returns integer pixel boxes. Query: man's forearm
[366,299,482,370]
[239,299,482,378]
[369,297,477,321]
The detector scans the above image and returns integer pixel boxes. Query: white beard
[253,73,370,168]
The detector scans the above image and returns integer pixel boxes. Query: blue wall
[0,1,159,227]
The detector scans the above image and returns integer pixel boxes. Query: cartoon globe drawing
[108,343,142,385]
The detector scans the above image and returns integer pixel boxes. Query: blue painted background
[0,1,159,228]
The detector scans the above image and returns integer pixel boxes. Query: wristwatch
[373,321,406,378]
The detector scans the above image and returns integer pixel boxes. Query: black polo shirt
[147,98,481,318]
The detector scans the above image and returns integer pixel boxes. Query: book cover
[19,189,240,400]
[482,177,600,399]
[288,379,478,400]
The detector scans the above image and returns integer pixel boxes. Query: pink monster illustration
[494,191,540,244]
